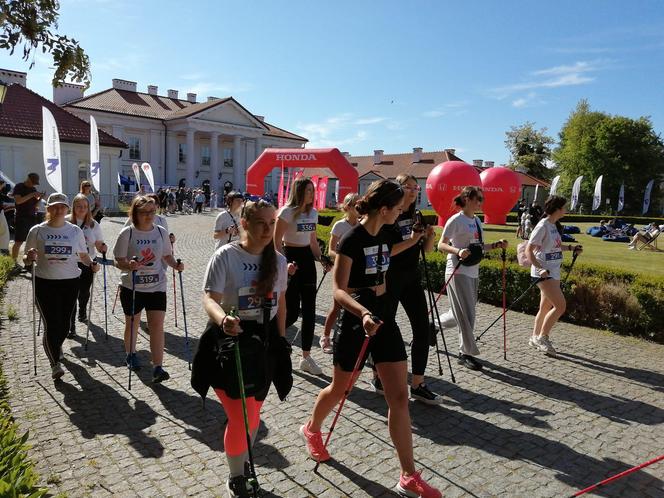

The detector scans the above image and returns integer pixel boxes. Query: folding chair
[637,229,661,251]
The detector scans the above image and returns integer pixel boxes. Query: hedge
[0,256,48,496]
[316,224,664,343]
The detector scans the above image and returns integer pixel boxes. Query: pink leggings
[214,389,263,457]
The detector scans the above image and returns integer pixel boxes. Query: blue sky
[1,0,663,164]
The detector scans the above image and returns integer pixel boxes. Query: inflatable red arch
[245,148,359,199]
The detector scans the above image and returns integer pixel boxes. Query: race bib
[136,273,160,285]
[45,244,72,255]
[398,219,413,240]
[238,286,277,320]
[297,222,316,232]
[363,244,389,275]
[545,251,563,261]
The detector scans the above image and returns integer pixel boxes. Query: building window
[128,136,141,160]
[223,148,233,168]
[201,145,210,166]
[178,143,187,163]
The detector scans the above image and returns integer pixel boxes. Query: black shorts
[333,291,407,372]
[14,214,37,242]
[119,286,167,315]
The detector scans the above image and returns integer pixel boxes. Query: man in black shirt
[11,173,45,262]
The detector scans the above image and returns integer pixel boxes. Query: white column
[233,135,242,190]
[254,137,263,162]
[186,129,195,187]
[149,129,162,187]
[210,132,220,194]
[166,132,178,185]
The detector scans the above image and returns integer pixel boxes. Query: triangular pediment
[192,99,266,129]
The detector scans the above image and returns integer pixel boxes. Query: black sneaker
[226,475,250,497]
[152,366,170,383]
[126,353,141,371]
[410,383,443,405]
[458,354,483,371]
[369,376,384,395]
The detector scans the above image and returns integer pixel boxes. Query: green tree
[0,0,90,87]
[504,121,555,180]
[553,100,664,214]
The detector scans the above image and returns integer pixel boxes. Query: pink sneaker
[299,422,330,462]
[395,470,442,498]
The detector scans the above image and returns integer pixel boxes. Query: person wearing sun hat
[24,193,100,380]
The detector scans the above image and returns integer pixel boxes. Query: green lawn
[481,222,663,277]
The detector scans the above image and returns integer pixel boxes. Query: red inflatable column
[480,167,521,225]
[426,161,482,226]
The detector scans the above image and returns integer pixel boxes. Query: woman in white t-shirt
[213,191,243,249]
[526,195,582,357]
[113,195,184,383]
[66,194,107,335]
[437,186,507,371]
[24,193,99,380]
[320,192,360,352]
[196,199,288,496]
[274,178,330,375]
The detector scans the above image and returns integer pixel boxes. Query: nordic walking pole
[37,315,41,336]
[176,259,190,369]
[570,454,664,497]
[562,246,581,285]
[84,263,98,351]
[476,277,543,342]
[112,284,120,314]
[31,260,37,376]
[501,248,507,360]
[434,259,463,305]
[102,252,108,341]
[170,234,178,328]
[315,271,327,294]
[230,308,260,497]
[128,258,138,391]
[314,333,372,473]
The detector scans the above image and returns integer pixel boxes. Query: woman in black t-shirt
[300,180,442,498]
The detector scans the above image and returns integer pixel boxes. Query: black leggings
[71,263,93,328]
[284,245,317,352]
[386,268,430,376]
[35,276,79,366]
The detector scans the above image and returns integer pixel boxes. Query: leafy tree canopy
[553,100,664,214]
[0,0,90,88]
[504,121,555,180]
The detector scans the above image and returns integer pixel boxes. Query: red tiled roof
[0,84,126,148]
[65,89,307,142]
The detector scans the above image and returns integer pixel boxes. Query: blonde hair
[67,193,94,228]
[341,192,360,212]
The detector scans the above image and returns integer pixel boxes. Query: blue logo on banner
[46,158,59,175]
[91,161,100,176]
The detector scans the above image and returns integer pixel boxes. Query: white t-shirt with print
[278,206,318,246]
[214,209,241,249]
[441,212,483,278]
[203,242,288,323]
[528,218,563,280]
[330,219,355,249]
[26,222,87,280]
[70,218,103,260]
[113,224,172,292]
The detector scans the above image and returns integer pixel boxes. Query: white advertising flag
[549,175,560,196]
[117,172,122,186]
[132,163,141,192]
[642,179,654,215]
[592,175,603,211]
[42,107,62,193]
[141,162,155,193]
[570,175,583,211]
[90,116,101,192]
[534,184,540,202]
[617,183,625,212]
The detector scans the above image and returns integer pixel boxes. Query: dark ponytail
[242,199,278,297]
[453,186,483,208]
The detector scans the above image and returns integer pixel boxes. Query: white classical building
[60,79,308,194]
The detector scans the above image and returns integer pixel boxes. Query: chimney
[485,161,495,168]
[187,92,197,103]
[473,159,484,168]
[373,149,384,165]
[112,78,137,92]
[53,82,85,106]
[167,89,179,99]
[444,148,456,156]
[0,68,27,87]
[207,96,220,102]
[147,85,158,95]
[255,115,265,122]
[342,151,352,162]
[412,147,423,163]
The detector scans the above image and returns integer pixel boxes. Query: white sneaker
[299,356,323,375]
[51,363,65,380]
[528,336,539,349]
[535,336,557,357]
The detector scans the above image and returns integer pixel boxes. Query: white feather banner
[90,116,101,192]
[549,175,560,196]
[132,163,141,192]
[141,162,155,193]
[570,175,583,211]
[42,107,62,193]
[642,179,654,215]
[592,175,603,211]
[617,183,625,212]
